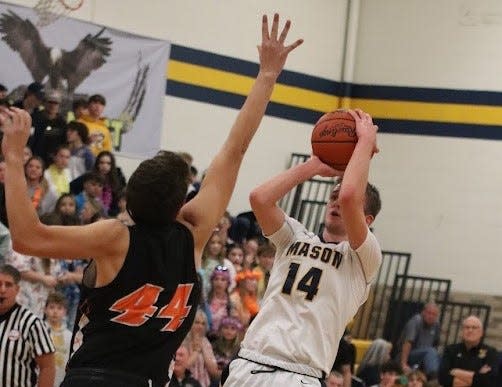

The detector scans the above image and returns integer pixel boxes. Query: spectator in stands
[439,315,498,387]
[231,269,261,327]
[185,309,219,387]
[53,193,80,226]
[44,292,72,387]
[242,237,259,269]
[115,188,134,226]
[74,171,104,214]
[92,151,126,216]
[44,144,71,196]
[407,369,427,387]
[212,316,243,384]
[7,214,62,318]
[13,81,44,114]
[216,211,234,248]
[395,302,441,379]
[169,345,202,387]
[0,264,55,387]
[23,146,33,165]
[371,361,403,387]
[253,242,275,301]
[80,197,105,224]
[67,121,95,181]
[226,243,244,273]
[0,83,7,99]
[29,89,67,166]
[357,338,393,387]
[206,266,236,340]
[77,94,112,156]
[25,156,58,215]
[71,98,88,121]
[332,329,357,387]
[326,370,344,387]
[201,232,236,298]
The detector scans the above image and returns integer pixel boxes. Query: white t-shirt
[241,216,382,374]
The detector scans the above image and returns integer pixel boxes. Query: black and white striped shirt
[0,304,55,387]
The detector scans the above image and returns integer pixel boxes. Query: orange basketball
[311,110,357,170]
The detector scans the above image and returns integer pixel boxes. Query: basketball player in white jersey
[223,109,381,387]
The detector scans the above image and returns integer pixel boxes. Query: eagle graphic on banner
[0,10,111,95]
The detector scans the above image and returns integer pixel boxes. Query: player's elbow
[249,187,272,210]
[10,225,45,255]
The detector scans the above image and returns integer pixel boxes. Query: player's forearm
[4,155,43,253]
[338,137,373,209]
[221,71,277,161]
[250,158,318,206]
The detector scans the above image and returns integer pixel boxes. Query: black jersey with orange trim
[67,222,200,386]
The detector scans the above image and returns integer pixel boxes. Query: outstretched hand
[0,107,32,159]
[258,13,303,79]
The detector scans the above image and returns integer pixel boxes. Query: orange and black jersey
[68,222,200,386]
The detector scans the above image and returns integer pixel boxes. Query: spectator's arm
[400,341,412,370]
[439,346,454,386]
[35,353,55,387]
[340,364,352,387]
[451,369,474,385]
[472,347,499,387]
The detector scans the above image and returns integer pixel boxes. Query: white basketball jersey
[241,216,382,375]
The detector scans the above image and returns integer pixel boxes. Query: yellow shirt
[77,115,113,156]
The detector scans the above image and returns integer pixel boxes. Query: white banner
[0,1,170,158]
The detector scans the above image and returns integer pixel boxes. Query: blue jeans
[408,347,440,375]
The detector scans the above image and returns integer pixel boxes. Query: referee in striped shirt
[0,264,55,387]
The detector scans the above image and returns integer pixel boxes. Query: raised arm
[178,14,303,265]
[0,107,128,261]
[338,109,378,249]
[250,156,337,235]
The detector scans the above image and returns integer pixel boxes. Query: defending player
[223,109,382,386]
[0,14,302,387]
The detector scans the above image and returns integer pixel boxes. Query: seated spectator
[74,171,104,215]
[185,309,219,387]
[92,151,126,216]
[201,232,236,298]
[70,98,89,121]
[44,291,72,387]
[0,83,7,99]
[439,315,498,387]
[29,89,67,166]
[252,242,276,301]
[231,269,261,327]
[168,345,202,387]
[326,370,344,387]
[115,188,134,226]
[53,193,80,226]
[370,361,403,387]
[332,329,357,387]
[212,316,243,384]
[226,243,244,273]
[77,94,113,156]
[66,121,95,181]
[23,145,33,165]
[44,144,71,196]
[206,266,236,340]
[80,197,106,224]
[25,156,58,216]
[13,81,44,114]
[395,302,441,379]
[407,369,427,387]
[357,338,393,387]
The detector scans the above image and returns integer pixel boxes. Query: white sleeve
[267,216,306,256]
[352,230,382,283]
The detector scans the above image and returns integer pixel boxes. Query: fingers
[261,14,270,41]
[286,38,304,53]
[278,19,291,44]
[270,13,279,40]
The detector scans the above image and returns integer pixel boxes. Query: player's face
[324,185,345,232]
[0,273,19,314]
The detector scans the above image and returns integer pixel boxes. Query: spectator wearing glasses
[439,315,498,387]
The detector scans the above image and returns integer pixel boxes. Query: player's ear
[365,214,374,227]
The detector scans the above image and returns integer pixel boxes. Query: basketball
[311,109,357,170]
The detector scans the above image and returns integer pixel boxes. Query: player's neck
[321,229,346,244]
